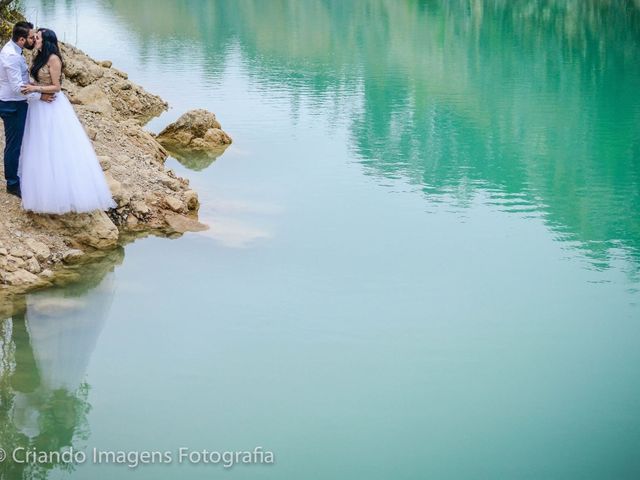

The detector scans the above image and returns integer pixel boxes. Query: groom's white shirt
[0,40,31,101]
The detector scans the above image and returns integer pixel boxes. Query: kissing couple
[0,21,115,214]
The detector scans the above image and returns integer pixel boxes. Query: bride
[19,28,115,214]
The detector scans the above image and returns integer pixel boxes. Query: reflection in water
[197,199,282,248]
[166,145,229,172]
[198,216,272,248]
[93,0,640,271]
[28,1,640,270]
[0,252,120,480]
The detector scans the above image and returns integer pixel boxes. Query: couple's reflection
[0,250,120,479]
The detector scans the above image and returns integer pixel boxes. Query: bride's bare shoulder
[47,54,62,67]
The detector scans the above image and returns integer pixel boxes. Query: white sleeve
[1,54,26,96]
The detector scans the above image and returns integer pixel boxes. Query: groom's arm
[1,54,27,96]
[1,55,44,101]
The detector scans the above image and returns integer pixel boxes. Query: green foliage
[0,0,24,43]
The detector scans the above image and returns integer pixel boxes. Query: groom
[0,21,53,199]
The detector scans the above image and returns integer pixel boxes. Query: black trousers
[0,99,28,187]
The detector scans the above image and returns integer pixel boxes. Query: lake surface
[2,1,640,479]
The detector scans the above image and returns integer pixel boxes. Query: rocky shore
[0,41,222,295]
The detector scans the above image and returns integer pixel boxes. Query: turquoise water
[2,1,640,478]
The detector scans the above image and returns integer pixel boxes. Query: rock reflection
[166,145,229,172]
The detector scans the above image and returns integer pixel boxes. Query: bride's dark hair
[30,28,64,81]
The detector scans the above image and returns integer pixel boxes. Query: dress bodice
[34,64,62,86]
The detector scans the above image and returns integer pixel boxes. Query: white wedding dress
[19,64,116,214]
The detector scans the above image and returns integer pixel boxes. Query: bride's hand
[21,84,39,94]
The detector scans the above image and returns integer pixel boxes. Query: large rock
[156,109,232,155]
[183,190,199,211]
[164,195,185,213]
[164,212,208,234]
[72,84,113,115]
[1,269,46,288]
[24,239,51,262]
[2,256,25,272]
[25,257,42,274]
[32,211,119,250]
[62,44,105,87]
[64,211,120,249]
[62,249,86,264]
